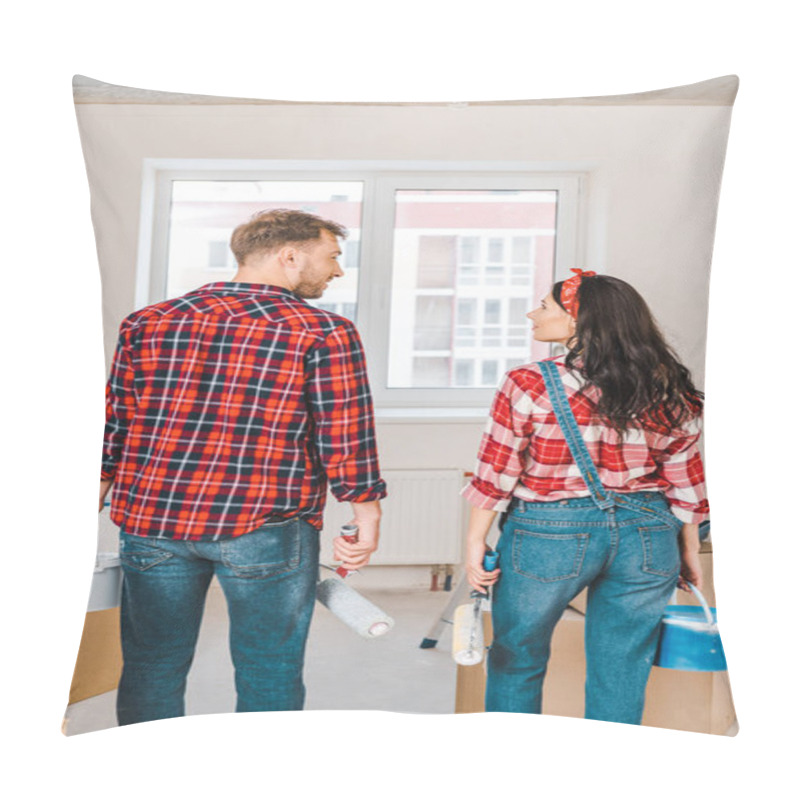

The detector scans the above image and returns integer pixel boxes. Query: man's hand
[332,501,381,571]
[99,479,113,513]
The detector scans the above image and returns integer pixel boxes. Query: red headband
[559,268,596,319]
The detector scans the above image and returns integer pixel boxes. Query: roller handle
[335,523,359,579]
[470,548,499,598]
[483,549,499,571]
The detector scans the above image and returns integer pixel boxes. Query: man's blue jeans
[486,492,681,724]
[116,518,319,726]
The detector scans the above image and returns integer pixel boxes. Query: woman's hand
[677,522,703,592]
[465,537,500,592]
[464,506,501,592]
[465,515,501,593]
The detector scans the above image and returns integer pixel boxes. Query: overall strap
[539,359,615,511]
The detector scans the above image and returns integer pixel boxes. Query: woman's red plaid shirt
[462,357,709,524]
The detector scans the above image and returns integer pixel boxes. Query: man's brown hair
[230,209,347,264]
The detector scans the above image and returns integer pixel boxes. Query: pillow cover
[65,74,738,736]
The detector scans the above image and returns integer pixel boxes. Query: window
[163,180,363,310]
[481,360,499,386]
[454,359,475,386]
[487,238,505,263]
[140,162,582,409]
[413,296,453,350]
[386,187,565,399]
[484,300,501,325]
[457,298,477,326]
[416,236,457,288]
[208,241,230,269]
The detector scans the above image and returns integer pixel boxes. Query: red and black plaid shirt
[102,283,386,540]
[462,356,709,524]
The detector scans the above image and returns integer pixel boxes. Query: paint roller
[452,549,499,666]
[316,574,394,638]
[316,523,395,638]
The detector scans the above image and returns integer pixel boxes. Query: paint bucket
[654,583,727,672]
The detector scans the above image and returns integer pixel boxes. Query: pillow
[65,74,738,736]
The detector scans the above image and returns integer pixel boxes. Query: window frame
[137,159,586,410]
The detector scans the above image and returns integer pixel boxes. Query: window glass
[512,236,532,264]
[459,237,479,263]
[208,241,230,269]
[485,299,501,325]
[481,360,499,386]
[388,189,557,388]
[457,298,477,325]
[487,238,505,263]
[509,297,529,321]
[416,236,457,288]
[413,296,453,350]
[454,359,475,386]
[166,181,363,316]
[411,357,451,387]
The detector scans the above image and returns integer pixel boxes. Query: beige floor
[63,580,461,735]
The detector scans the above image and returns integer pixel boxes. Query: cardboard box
[456,609,585,716]
[643,666,736,735]
[455,605,737,734]
[68,608,123,705]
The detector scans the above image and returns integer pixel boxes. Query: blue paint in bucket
[654,584,727,672]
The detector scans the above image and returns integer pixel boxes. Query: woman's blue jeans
[486,492,681,725]
[116,518,319,726]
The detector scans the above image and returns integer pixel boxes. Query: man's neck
[230,267,292,289]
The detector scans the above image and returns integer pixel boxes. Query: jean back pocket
[511,528,589,582]
[220,520,302,579]
[637,524,680,577]
[119,536,174,572]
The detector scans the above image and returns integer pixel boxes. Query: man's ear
[278,244,303,283]
[278,244,299,268]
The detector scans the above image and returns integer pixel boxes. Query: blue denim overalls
[486,360,682,724]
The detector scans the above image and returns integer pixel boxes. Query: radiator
[319,469,467,565]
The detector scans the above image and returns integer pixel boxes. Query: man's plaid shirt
[102,283,387,540]
[462,356,709,524]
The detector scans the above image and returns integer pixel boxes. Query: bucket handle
[686,582,715,626]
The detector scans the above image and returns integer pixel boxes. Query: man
[99,209,386,725]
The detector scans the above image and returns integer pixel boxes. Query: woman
[462,269,708,724]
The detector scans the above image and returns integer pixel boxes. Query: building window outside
[481,360,499,387]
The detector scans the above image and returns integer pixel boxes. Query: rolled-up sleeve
[306,321,387,503]
[656,418,710,524]
[461,372,534,511]
[101,319,138,481]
